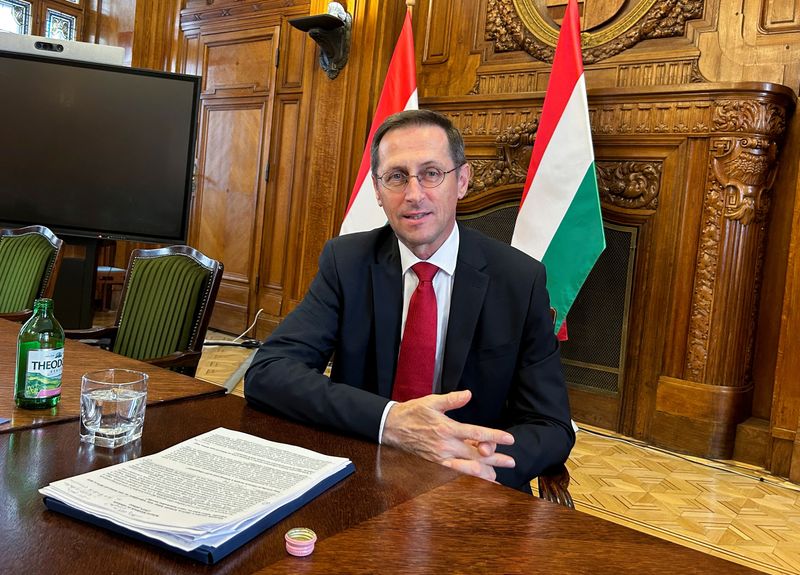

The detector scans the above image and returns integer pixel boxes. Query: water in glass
[80,369,147,448]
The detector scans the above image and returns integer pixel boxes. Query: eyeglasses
[376,165,462,191]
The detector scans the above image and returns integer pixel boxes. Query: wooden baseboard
[650,376,751,459]
[733,417,770,467]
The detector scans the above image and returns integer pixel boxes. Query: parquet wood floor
[195,338,800,574]
[560,426,800,574]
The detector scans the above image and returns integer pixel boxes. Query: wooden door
[189,25,280,334]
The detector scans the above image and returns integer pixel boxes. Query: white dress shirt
[378,225,460,443]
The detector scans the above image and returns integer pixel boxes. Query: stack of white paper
[40,428,352,552]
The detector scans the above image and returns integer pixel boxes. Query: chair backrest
[0,225,63,314]
[112,246,222,362]
[456,199,520,245]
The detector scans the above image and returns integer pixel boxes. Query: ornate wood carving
[711,137,777,225]
[686,174,723,383]
[469,120,538,194]
[472,58,706,95]
[590,101,712,135]
[685,98,786,384]
[485,0,704,64]
[467,117,662,212]
[713,100,787,137]
[597,161,662,210]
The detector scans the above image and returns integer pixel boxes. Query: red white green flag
[511,0,605,338]
[340,9,417,235]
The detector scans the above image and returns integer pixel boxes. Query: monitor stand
[52,237,98,329]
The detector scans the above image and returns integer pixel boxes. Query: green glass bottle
[14,298,65,409]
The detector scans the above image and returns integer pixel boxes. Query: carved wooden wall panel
[486,0,704,63]
[184,24,280,333]
[193,101,270,333]
[760,0,800,33]
[424,82,793,456]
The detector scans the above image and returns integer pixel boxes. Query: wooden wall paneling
[194,100,265,333]
[744,111,800,472]
[694,0,800,84]
[292,65,352,308]
[771,130,800,480]
[251,21,309,334]
[187,23,281,333]
[177,31,202,76]
[660,137,710,378]
[420,0,452,65]
[85,0,137,65]
[279,18,308,90]
[609,139,692,441]
[752,116,799,421]
[258,18,316,339]
[617,138,699,442]
[760,0,800,32]
[256,96,301,322]
[415,1,485,96]
[131,0,182,70]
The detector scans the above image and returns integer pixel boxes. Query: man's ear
[373,176,383,206]
[457,162,471,200]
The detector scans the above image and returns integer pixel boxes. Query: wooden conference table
[0,393,758,574]
[0,317,223,432]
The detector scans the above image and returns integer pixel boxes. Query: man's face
[373,124,470,260]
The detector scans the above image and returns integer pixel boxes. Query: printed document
[40,428,352,551]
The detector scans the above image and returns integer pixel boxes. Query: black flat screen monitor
[0,50,200,243]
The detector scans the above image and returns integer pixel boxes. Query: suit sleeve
[493,265,576,490]
[243,241,390,441]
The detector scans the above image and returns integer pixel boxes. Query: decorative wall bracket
[289,2,352,80]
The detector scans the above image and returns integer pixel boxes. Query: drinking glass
[80,369,148,448]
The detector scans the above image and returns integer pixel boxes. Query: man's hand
[382,390,515,482]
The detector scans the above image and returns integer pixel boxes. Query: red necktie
[392,262,439,402]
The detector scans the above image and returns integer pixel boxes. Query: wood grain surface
[1,393,759,574]
[0,318,223,432]
[263,475,760,575]
[0,394,460,575]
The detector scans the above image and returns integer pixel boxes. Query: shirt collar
[397,223,459,277]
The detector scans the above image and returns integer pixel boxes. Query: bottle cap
[285,527,317,556]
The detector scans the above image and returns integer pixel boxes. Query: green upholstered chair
[0,225,64,323]
[67,245,223,376]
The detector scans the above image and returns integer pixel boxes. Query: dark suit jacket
[244,224,575,491]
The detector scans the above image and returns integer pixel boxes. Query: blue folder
[43,461,355,564]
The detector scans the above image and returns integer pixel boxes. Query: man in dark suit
[245,109,574,492]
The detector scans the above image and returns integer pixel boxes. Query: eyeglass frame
[374,163,465,192]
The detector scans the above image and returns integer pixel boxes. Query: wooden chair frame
[0,225,64,322]
[67,245,223,376]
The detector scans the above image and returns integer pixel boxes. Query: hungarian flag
[510,0,605,338]
[340,9,418,235]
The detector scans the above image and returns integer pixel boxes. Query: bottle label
[25,348,64,398]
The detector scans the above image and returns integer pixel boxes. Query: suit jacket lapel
[372,233,402,398]
[441,226,489,393]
